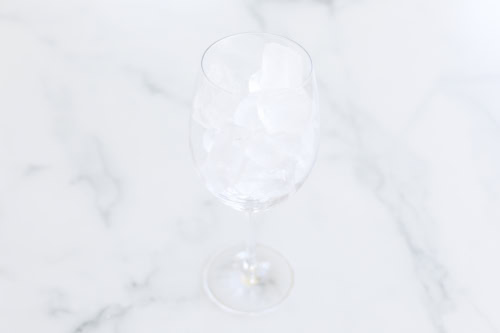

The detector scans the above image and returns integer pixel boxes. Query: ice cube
[192,82,239,129]
[200,124,250,194]
[234,156,296,201]
[234,171,291,200]
[203,63,243,93]
[231,131,298,199]
[202,129,216,152]
[257,89,313,134]
[258,42,305,91]
[233,95,263,130]
[248,72,261,93]
[245,133,288,170]
[269,133,303,158]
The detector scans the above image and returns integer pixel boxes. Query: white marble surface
[1,0,500,331]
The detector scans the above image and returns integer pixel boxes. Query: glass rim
[200,32,314,95]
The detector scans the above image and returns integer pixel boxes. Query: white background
[1,0,500,332]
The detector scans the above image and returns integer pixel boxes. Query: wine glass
[190,32,319,314]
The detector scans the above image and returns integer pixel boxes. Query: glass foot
[203,244,294,314]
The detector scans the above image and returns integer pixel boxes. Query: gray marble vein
[70,138,122,225]
[73,305,132,333]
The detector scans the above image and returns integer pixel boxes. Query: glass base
[203,244,294,314]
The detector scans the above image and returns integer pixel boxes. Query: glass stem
[245,211,258,284]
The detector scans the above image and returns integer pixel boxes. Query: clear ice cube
[201,124,249,193]
[257,42,305,91]
[233,95,263,131]
[192,83,239,129]
[202,129,215,153]
[257,89,312,134]
[232,132,298,199]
